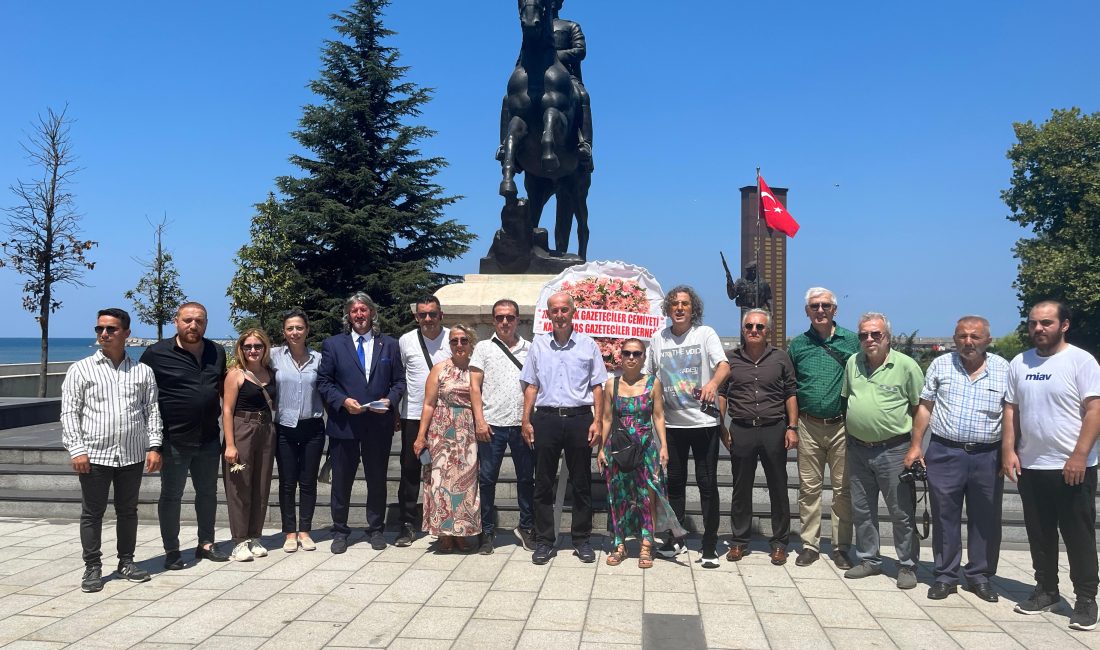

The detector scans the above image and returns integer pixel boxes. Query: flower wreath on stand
[560,276,651,371]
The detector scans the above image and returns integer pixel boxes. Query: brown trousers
[224,411,276,540]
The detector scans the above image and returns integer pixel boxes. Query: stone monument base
[479,227,583,275]
[434,273,560,341]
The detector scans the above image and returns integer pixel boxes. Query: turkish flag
[758,175,800,238]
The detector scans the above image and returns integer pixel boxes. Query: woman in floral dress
[597,338,685,568]
[414,324,481,552]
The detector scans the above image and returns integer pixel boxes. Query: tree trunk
[37,295,49,398]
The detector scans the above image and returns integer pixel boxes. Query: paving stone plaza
[0,517,1094,649]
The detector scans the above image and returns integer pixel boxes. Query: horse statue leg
[573,170,592,260]
[500,116,528,198]
[541,106,565,174]
[553,179,574,255]
[523,174,555,234]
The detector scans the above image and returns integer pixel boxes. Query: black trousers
[533,410,593,546]
[1018,466,1099,598]
[398,418,422,527]
[665,426,720,553]
[79,461,144,568]
[275,418,326,533]
[329,429,394,536]
[729,421,790,548]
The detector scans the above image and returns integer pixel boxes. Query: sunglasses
[493,314,517,323]
[242,343,266,351]
[94,325,121,335]
[621,350,644,359]
[415,311,440,320]
[858,331,885,341]
[743,323,766,332]
[808,302,835,311]
[449,337,470,345]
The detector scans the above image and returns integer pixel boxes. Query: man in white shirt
[61,308,162,593]
[395,296,451,546]
[1003,300,1100,631]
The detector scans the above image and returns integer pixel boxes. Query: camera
[899,459,927,484]
[691,387,721,418]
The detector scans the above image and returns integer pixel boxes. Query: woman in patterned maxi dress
[414,324,481,552]
[597,338,685,568]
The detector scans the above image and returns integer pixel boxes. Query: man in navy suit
[318,292,406,553]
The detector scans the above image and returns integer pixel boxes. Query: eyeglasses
[670,300,691,308]
[94,326,121,335]
[449,337,470,345]
[743,323,766,332]
[415,311,440,320]
[242,344,266,351]
[621,350,644,359]
[493,314,517,323]
[858,331,885,341]
[808,303,835,311]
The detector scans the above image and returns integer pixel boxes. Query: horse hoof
[500,180,518,198]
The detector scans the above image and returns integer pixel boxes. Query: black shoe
[795,548,819,567]
[81,566,103,593]
[478,533,495,555]
[369,531,387,551]
[965,581,999,603]
[331,535,348,554]
[164,550,184,571]
[195,544,228,563]
[394,525,416,548]
[116,561,151,583]
[1015,586,1060,615]
[573,542,595,563]
[829,548,853,570]
[656,537,686,559]
[514,526,535,551]
[532,543,556,565]
[1070,597,1098,631]
[928,582,958,600]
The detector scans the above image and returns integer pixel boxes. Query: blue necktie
[356,335,366,369]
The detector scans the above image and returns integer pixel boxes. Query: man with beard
[1004,301,1100,631]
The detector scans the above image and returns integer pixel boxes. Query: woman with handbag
[597,338,684,568]
[223,329,278,562]
[271,308,325,553]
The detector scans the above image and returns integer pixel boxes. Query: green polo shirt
[841,349,924,442]
[787,325,860,418]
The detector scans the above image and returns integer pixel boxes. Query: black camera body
[899,459,927,484]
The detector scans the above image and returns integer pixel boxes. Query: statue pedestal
[434,273,557,341]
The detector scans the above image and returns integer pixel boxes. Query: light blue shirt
[271,346,325,427]
[921,352,1009,445]
[520,329,608,407]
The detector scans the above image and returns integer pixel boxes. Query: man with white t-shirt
[1003,301,1100,631]
[646,285,730,568]
[395,296,451,547]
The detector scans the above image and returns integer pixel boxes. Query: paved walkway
[0,517,1093,649]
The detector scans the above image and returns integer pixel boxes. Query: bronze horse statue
[499,0,591,260]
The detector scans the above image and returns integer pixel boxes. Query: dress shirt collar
[734,344,776,364]
[93,349,133,370]
[548,329,578,350]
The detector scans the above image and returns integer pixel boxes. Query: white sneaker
[249,539,268,558]
[231,541,254,562]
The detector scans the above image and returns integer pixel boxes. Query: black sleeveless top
[235,376,277,413]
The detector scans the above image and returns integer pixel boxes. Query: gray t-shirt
[645,325,727,428]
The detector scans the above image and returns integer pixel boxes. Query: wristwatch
[785,425,798,432]
[147,446,162,453]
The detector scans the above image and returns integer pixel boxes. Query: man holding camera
[904,316,1008,602]
[842,312,924,589]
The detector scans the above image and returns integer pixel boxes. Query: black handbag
[608,377,646,472]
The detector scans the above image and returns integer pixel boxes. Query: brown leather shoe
[770,547,788,566]
[725,545,748,562]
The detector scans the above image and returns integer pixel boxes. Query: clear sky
[2,1,1098,340]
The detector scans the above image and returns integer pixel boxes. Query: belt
[800,412,845,425]
[535,405,591,417]
[931,434,1000,453]
[846,433,910,449]
[234,410,271,423]
[729,417,783,428]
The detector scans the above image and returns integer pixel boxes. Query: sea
[0,338,146,364]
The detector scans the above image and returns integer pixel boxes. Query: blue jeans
[479,425,534,535]
[158,438,221,551]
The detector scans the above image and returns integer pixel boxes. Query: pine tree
[273,0,472,337]
[226,194,301,336]
[125,218,187,340]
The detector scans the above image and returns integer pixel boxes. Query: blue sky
[2,1,1098,340]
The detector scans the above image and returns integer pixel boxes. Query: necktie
[357,335,366,369]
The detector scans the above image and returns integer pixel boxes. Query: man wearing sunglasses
[841,312,924,589]
[471,298,535,553]
[62,308,162,593]
[395,296,451,547]
[787,288,859,570]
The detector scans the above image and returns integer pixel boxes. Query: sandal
[606,544,627,566]
[639,541,653,569]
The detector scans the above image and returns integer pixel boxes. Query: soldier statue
[723,255,773,312]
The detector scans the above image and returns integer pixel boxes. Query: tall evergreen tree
[274,0,472,337]
[227,194,302,337]
[125,218,187,340]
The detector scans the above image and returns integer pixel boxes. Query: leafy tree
[1,107,96,397]
[1003,107,1100,353]
[990,330,1027,361]
[125,218,186,340]
[226,194,302,337]
[270,0,473,337]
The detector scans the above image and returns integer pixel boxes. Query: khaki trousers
[797,417,852,551]
[224,411,276,541]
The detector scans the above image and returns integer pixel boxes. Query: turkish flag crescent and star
[758,175,800,238]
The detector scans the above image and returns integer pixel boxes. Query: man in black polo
[140,302,229,568]
[719,308,799,565]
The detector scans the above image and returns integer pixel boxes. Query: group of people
[60,288,1100,633]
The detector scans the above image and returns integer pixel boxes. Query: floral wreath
[559,276,651,371]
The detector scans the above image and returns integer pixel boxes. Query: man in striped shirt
[61,308,163,593]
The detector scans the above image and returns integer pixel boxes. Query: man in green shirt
[841,312,924,589]
[787,287,859,570]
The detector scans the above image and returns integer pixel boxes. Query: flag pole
[755,167,763,315]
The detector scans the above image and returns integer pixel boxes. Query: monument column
[739,185,788,349]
